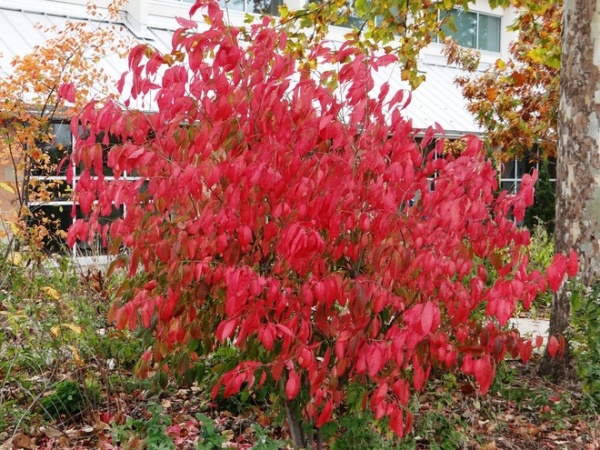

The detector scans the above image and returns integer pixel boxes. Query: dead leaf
[220,429,235,441]
[479,442,498,450]
[80,425,95,434]
[41,426,66,440]
[41,286,61,300]
[7,252,23,267]
[0,182,15,194]
[12,433,34,449]
[50,323,83,337]
[67,345,85,366]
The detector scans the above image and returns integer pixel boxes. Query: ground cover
[0,249,598,449]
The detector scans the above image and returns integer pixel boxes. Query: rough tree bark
[539,0,600,380]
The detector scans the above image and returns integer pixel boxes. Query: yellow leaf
[50,323,82,337]
[495,58,506,70]
[42,286,61,300]
[63,323,83,334]
[51,323,83,337]
[50,325,61,338]
[0,182,15,194]
[278,4,289,19]
[8,221,19,235]
[8,252,23,266]
[67,345,85,367]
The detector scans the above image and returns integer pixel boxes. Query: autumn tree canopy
[0,0,129,248]
[284,0,527,88]
[445,1,561,162]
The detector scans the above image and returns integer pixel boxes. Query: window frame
[499,156,557,195]
[159,0,282,15]
[436,8,502,53]
[28,121,140,255]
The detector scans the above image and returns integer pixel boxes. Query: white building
[0,0,528,252]
[0,0,519,134]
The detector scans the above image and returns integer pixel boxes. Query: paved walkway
[509,318,550,343]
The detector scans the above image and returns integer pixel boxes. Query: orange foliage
[444,2,561,162]
[0,0,131,244]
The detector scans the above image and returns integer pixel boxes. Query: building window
[214,0,281,14]
[28,124,133,254]
[499,156,557,194]
[28,122,74,252]
[332,0,367,29]
[165,0,281,14]
[438,9,501,52]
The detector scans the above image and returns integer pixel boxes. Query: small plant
[251,423,285,450]
[39,380,100,419]
[526,224,555,313]
[111,403,176,449]
[571,281,600,411]
[144,403,176,450]
[332,413,398,450]
[414,410,470,450]
[196,414,226,450]
[524,158,556,236]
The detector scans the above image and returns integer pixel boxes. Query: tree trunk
[539,0,600,380]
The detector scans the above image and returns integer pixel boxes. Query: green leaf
[278,4,289,19]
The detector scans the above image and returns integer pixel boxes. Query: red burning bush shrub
[69,0,572,443]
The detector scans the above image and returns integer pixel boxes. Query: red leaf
[260,324,275,351]
[389,407,404,438]
[223,373,244,398]
[496,297,515,327]
[238,225,252,248]
[186,239,198,259]
[405,412,414,435]
[374,53,397,68]
[141,348,152,362]
[316,400,333,428]
[473,356,494,394]
[546,254,567,291]
[367,346,383,377]
[275,323,294,338]
[141,300,154,328]
[58,82,76,103]
[99,412,114,424]
[78,191,94,215]
[319,114,334,131]
[370,382,387,410]
[175,15,198,29]
[420,301,434,334]
[271,362,284,382]
[413,363,425,391]
[535,335,544,348]
[392,379,410,405]
[519,340,533,363]
[189,0,203,17]
[216,319,237,342]
[547,335,560,357]
[206,1,223,23]
[285,370,300,400]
